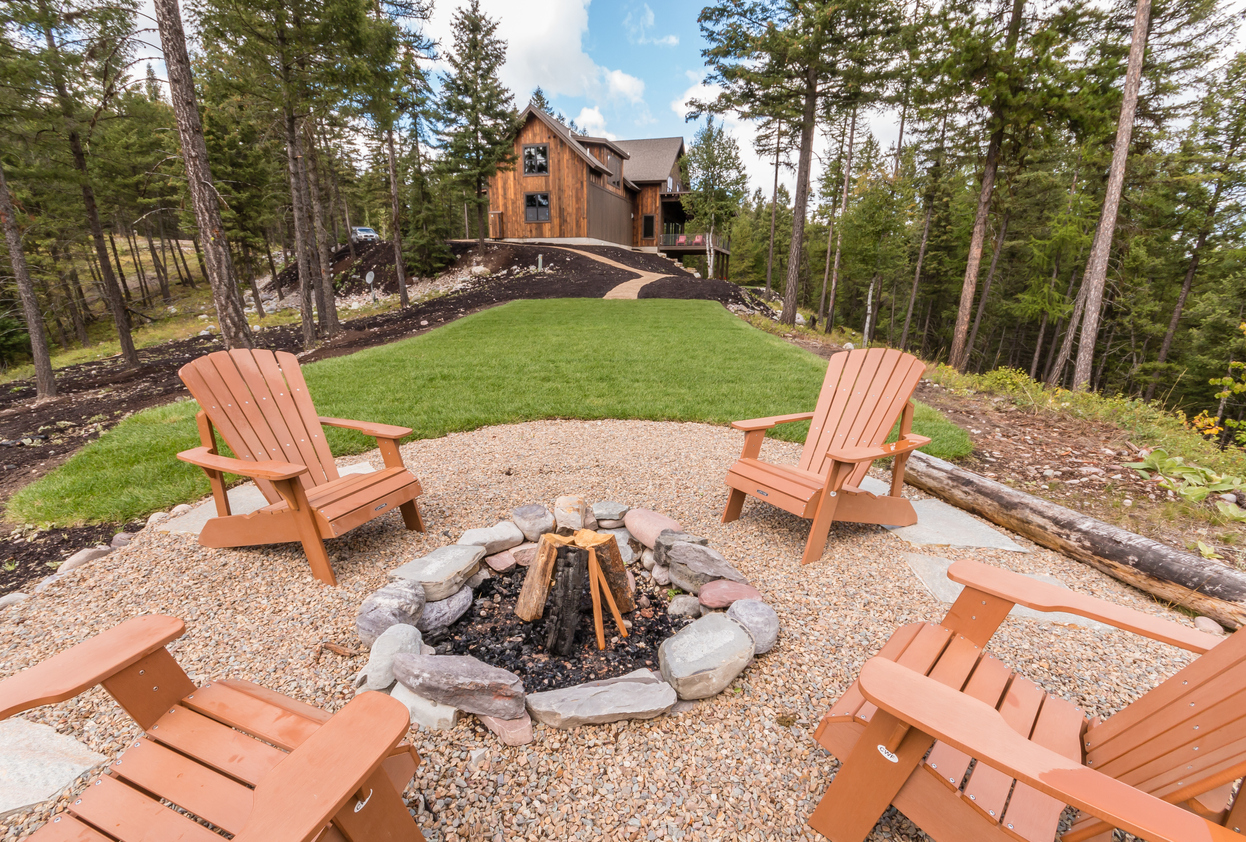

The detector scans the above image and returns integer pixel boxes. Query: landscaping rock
[525,669,676,728]
[34,574,61,594]
[486,550,518,573]
[457,521,524,555]
[727,599,780,654]
[654,530,708,566]
[389,544,485,601]
[357,580,427,646]
[145,512,168,528]
[416,586,473,636]
[0,593,29,610]
[466,568,491,589]
[666,543,747,595]
[652,565,671,586]
[393,653,526,719]
[627,570,637,595]
[641,549,656,571]
[592,501,630,522]
[110,532,134,549]
[623,509,683,549]
[554,495,589,534]
[598,519,624,528]
[389,682,460,730]
[363,624,423,691]
[0,718,107,817]
[478,712,535,746]
[511,505,555,542]
[512,542,539,566]
[699,580,763,609]
[1195,616,1227,635]
[60,547,111,572]
[659,613,755,700]
[170,504,193,516]
[667,595,702,618]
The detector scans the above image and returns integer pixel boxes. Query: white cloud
[625,4,679,47]
[426,0,647,108]
[574,107,616,139]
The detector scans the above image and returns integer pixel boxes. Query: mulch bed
[547,243,693,277]
[0,521,144,596]
[437,563,682,691]
[638,275,768,311]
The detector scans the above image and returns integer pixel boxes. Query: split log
[574,529,636,614]
[903,451,1246,629]
[544,547,587,656]
[515,533,574,622]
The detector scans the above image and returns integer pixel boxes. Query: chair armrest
[177,447,308,482]
[233,692,411,842]
[319,417,412,440]
[0,616,186,719]
[948,559,1221,654]
[857,658,1237,842]
[824,435,932,465]
[731,412,815,432]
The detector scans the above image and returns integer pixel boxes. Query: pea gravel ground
[0,420,1205,841]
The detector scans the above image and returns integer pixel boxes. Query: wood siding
[633,185,662,247]
[585,145,627,197]
[488,118,587,240]
[587,183,633,246]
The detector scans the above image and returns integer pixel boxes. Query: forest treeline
[1,0,1244,440]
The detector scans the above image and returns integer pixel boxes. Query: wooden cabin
[486,105,731,278]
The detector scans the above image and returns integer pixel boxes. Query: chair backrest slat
[798,348,926,481]
[1085,628,1246,801]
[179,350,338,503]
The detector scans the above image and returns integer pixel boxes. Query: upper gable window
[523,144,549,175]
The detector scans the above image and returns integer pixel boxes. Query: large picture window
[642,214,655,239]
[523,144,549,175]
[524,192,550,223]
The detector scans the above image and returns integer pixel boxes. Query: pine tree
[681,117,748,279]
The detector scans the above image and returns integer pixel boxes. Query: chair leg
[722,488,747,524]
[399,500,425,532]
[330,768,426,841]
[277,478,337,586]
[801,490,841,566]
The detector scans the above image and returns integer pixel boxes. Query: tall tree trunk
[0,162,56,398]
[153,0,256,352]
[386,129,410,307]
[159,214,188,288]
[53,245,89,347]
[965,210,1010,366]
[304,130,339,335]
[262,228,282,298]
[1048,273,1089,387]
[242,241,265,318]
[819,120,849,326]
[1073,0,1151,390]
[826,105,858,333]
[173,225,197,290]
[277,24,317,349]
[37,273,70,350]
[765,122,782,298]
[949,0,1025,371]
[144,222,171,302]
[475,175,487,249]
[108,227,131,302]
[863,274,880,344]
[780,66,820,326]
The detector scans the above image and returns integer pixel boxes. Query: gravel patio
[0,419,1203,842]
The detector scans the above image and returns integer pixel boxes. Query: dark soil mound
[638,275,770,312]
[544,243,693,277]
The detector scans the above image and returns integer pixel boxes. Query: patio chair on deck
[808,559,1238,842]
[177,348,426,586]
[721,347,930,565]
[0,615,428,841]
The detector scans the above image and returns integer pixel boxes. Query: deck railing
[659,232,730,251]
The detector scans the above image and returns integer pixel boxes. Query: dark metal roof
[612,137,685,183]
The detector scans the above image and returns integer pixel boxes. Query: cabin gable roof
[612,137,685,183]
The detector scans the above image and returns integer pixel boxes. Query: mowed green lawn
[9,299,971,526]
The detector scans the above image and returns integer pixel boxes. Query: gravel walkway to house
[0,420,1205,841]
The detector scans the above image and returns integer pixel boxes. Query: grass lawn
[9,299,971,526]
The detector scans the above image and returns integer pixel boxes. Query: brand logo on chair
[876,745,899,763]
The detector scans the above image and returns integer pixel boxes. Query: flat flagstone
[0,719,106,819]
[886,498,1028,552]
[904,552,1108,630]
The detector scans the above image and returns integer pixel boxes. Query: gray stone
[388,683,460,731]
[170,503,193,516]
[363,625,424,691]
[110,532,134,549]
[727,599,780,654]
[667,595,702,618]
[511,505,555,542]
[653,565,671,586]
[466,567,492,589]
[416,586,473,636]
[886,496,1028,552]
[623,509,683,549]
[641,549,656,571]
[554,495,589,534]
[356,580,427,646]
[389,544,485,601]
[627,569,636,595]
[394,653,525,719]
[145,511,168,528]
[0,593,29,610]
[1195,616,1227,635]
[654,530,709,566]
[597,519,625,529]
[666,543,747,595]
[33,575,61,594]
[0,719,107,818]
[478,712,534,745]
[60,547,110,572]
[456,521,524,555]
[592,501,630,522]
[599,528,636,564]
[526,669,676,728]
[659,613,755,700]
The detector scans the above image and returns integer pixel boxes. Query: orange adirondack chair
[0,615,428,842]
[721,347,931,565]
[808,559,1241,842]
[177,349,426,586]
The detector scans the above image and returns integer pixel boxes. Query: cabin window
[523,144,549,175]
[524,192,551,223]
[643,214,655,239]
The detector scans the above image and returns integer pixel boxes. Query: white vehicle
[350,226,380,244]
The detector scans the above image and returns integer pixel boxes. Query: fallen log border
[903,451,1246,629]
